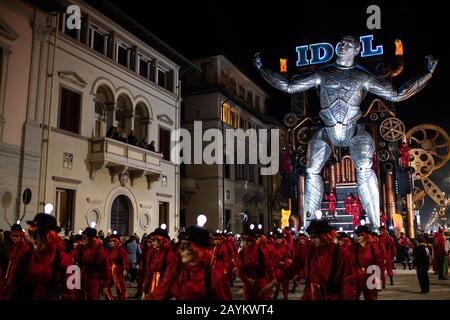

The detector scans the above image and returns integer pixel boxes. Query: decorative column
[385,170,396,225]
[330,164,336,190]
[298,175,305,227]
[406,193,415,239]
[335,162,342,183]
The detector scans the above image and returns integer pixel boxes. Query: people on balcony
[139,136,149,149]
[128,130,138,146]
[103,127,160,154]
[148,141,156,152]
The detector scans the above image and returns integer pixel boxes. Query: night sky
[107,0,449,223]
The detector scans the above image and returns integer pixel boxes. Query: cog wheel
[378,149,390,162]
[283,113,298,127]
[296,127,313,145]
[406,124,450,170]
[409,148,435,180]
[379,117,405,142]
[379,141,386,148]
[375,62,392,78]
[370,113,379,121]
[299,156,307,166]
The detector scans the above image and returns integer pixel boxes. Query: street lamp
[44,203,54,214]
[197,214,207,227]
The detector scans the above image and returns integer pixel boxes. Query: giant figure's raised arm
[365,55,438,102]
[253,53,320,94]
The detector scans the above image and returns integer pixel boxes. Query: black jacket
[413,243,430,271]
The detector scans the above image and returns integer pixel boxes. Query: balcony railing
[87,138,163,189]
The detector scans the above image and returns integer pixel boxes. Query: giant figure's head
[336,36,361,67]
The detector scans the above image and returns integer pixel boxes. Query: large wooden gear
[406,124,450,170]
[379,117,405,142]
[409,148,435,180]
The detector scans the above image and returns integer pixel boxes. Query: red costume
[0,225,33,300]
[353,239,383,300]
[224,236,236,284]
[143,244,177,296]
[378,227,396,286]
[277,220,356,300]
[107,236,129,300]
[148,225,232,300]
[149,261,232,300]
[433,229,448,279]
[352,196,362,227]
[273,236,293,299]
[137,239,153,298]
[279,243,357,300]
[280,148,293,175]
[236,233,275,300]
[73,235,111,300]
[324,191,337,215]
[399,142,410,168]
[344,194,354,215]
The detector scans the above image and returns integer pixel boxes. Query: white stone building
[0,0,197,237]
[180,55,280,233]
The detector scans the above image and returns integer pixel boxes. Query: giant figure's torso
[316,64,371,146]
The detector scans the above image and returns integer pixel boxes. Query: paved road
[118,266,449,300]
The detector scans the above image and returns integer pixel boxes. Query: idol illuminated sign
[295,34,383,67]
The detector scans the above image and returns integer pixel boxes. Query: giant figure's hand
[253,53,262,70]
[426,55,438,74]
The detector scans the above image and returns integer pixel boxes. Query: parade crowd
[0,213,449,300]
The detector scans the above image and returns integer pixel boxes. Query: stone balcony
[87,138,163,189]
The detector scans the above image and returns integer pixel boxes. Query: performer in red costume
[378,225,397,286]
[324,190,337,216]
[261,220,357,300]
[147,225,232,300]
[433,227,448,280]
[0,223,33,300]
[210,232,229,277]
[21,214,76,300]
[352,195,361,227]
[143,228,178,298]
[107,234,129,300]
[399,141,411,169]
[73,227,111,300]
[353,226,383,300]
[236,229,275,300]
[345,193,354,215]
[273,231,293,299]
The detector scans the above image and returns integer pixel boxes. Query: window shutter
[167,70,174,92]
[129,46,137,71]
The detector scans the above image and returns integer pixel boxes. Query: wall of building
[0,0,42,230]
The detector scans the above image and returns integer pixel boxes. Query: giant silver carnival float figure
[254,35,438,231]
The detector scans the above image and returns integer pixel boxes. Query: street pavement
[119,265,449,300]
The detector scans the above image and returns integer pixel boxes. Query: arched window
[116,94,133,134]
[94,85,114,138]
[134,102,150,146]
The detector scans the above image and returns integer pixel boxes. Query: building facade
[180,55,280,233]
[0,0,195,237]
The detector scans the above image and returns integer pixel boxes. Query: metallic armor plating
[254,36,438,230]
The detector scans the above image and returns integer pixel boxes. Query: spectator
[139,136,149,149]
[126,235,141,284]
[413,236,430,294]
[148,140,156,152]
[106,126,118,139]
[128,130,138,146]
[117,126,128,143]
